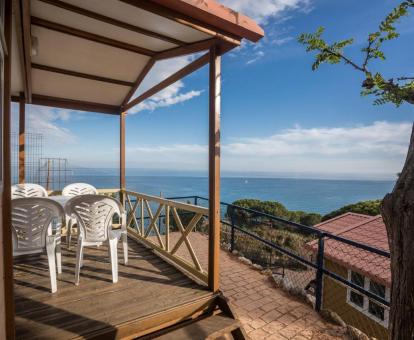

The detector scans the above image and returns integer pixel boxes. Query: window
[349,271,364,307]
[346,270,390,327]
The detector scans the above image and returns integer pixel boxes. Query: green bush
[322,199,382,221]
[227,199,321,227]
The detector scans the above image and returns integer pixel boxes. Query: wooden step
[153,313,241,340]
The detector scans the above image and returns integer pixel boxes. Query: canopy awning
[11,0,264,114]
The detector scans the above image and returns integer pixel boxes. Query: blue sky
[12,0,414,179]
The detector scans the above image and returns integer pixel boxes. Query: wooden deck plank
[14,238,211,339]
[154,314,240,340]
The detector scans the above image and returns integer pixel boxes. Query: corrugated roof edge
[315,212,372,231]
[150,0,265,42]
[333,215,382,238]
[306,213,378,248]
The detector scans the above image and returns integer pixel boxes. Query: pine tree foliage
[298,1,414,106]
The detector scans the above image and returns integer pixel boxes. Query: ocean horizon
[70,170,395,215]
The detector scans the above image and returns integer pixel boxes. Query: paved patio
[169,232,348,340]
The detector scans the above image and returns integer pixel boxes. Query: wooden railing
[47,188,210,284]
[122,190,209,284]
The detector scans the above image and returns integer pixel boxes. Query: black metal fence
[168,195,391,340]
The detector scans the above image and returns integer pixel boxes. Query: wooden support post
[18,94,25,183]
[2,0,15,338]
[120,112,126,204]
[208,45,221,292]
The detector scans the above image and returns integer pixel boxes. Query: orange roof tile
[309,213,390,286]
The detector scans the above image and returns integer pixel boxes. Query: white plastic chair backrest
[62,183,98,197]
[11,198,64,255]
[12,183,48,199]
[65,195,120,243]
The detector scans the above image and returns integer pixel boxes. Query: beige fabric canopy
[11,0,264,114]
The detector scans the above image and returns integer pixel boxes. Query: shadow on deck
[14,238,212,339]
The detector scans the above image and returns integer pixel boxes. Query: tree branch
[397,77,414,81]
[362,39,374,71]
[323,48,367,73]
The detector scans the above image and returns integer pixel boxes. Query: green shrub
[322,199,382,221]
[227,199,321,227]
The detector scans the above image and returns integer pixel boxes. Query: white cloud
[11,103,77,143]
[272,36,294,46]
[220,0,312,66]
[126,144,207,169]
[129,56,203,114]
[246,50,265,65]
[225,121,411,157]
[123,121,411,178]
[219,0,311,24]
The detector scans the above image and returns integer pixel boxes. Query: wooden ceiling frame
[31,16,157,57]
[154,38,218,61]
[11,42,235,114]
[12,0,28,100]
[123,41,236,112]
[119,0,242,46]
[36,0,187,47]
[13,0,32,103]
[121,37,225,108]
[31,63,135,87]
[11,94,121,114]
[122,58,155,108]
[12,1,249,115]
[124,52,210,111]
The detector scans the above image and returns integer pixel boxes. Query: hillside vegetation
[321,199,381,221]
[222,198,383,269]
[228,199,322,227]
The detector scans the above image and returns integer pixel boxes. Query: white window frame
[346,269,390,328]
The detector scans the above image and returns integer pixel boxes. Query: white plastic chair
[62,183,98,248]
[62,183,98,197]
[12,198,65,293]
[12,183,48,199]
[65,195,128,285]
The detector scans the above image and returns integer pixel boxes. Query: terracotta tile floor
[169,232,349,340]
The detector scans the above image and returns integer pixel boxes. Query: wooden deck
[14,238,212,339]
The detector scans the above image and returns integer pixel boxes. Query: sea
[70,171,395,215]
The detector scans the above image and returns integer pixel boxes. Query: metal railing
[98,190,390,339]
[169,195,391,339]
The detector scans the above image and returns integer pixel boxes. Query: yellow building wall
[322,259,388,340]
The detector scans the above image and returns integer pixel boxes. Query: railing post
[315,234,325,312]
[194,196,198,206]
[119,111,126,208]
[230,209,235,252]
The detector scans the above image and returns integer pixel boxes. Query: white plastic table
[48,196,73,238]
[48,195,72,208]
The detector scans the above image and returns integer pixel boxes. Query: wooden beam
[32,63,134,87]
[11,94,120,115]
[208,45,221,293]
[154,38,217,61]
[12,0,29,100]
[122,58,155,108]
[37,0,186,46]
[125,53,210,111]
[18,93,25,183]
[31,17,156,57]
[120,112,126,191]
[19,0,32,102]
[119,0,242,46]
[124,42,235,111]
[2,0,16,338]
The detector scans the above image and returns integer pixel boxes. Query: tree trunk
[381,123,414,340]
